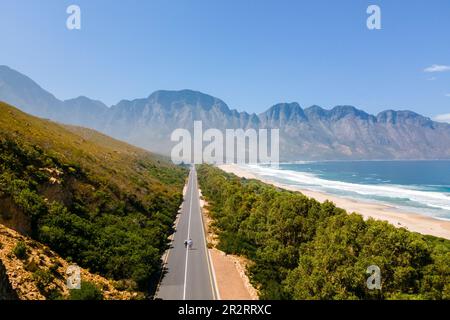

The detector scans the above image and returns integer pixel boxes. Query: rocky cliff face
[101,93,450,160]
[1,65,450,161]
[0,197,32,236]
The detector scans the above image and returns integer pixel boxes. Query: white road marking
[183,169,194,300]
[196,180,220,300]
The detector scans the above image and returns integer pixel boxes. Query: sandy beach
[218,164,450,240]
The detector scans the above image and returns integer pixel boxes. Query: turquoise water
[245,161,450,220]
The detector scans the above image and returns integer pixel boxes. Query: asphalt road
[156,167,218,300]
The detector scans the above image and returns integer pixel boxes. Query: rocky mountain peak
[262,102,306,122]
[1,66,449,160]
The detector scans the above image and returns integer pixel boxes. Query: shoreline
[218,164,450,240]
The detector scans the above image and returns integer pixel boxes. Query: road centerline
[157,167,215,300]
[183,169,194,300]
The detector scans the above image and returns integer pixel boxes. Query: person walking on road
[187,238,193,249]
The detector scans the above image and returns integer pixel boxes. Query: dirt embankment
[0,223,137,300]
[198,189,259,300]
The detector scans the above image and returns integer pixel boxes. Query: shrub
[69,281,104,300]
[13,241,28,260]
[49,264,60,276]
[33,268,55,293]
[24,259,39,273]
[113,279,137,292]
[46,289,64,300]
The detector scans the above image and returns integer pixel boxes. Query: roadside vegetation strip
[197,164,450,300]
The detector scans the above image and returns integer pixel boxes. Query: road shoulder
[198,189,259,300]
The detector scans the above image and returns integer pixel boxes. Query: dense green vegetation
[0,103,187,294]
[69,281,104,300]
[197,165,450,300]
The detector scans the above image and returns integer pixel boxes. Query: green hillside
[197,164,450,300]
[0,102,187,296]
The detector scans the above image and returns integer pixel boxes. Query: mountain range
[1,65,450,161]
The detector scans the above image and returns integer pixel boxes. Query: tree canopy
[197,165,450,300]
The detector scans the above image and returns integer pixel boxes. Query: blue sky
[0,0,449,119]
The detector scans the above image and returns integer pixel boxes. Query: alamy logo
[366,265,382,290]
[66,264,81,289]
[171,121,279,166]
[367,5,382,30]
[66,5,81,30]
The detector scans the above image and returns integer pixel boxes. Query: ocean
[243,161,450,221]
